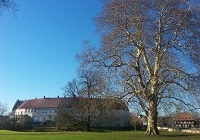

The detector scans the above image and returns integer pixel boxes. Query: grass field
[0,130,200,140]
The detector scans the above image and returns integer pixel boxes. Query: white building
[12,97,130,127]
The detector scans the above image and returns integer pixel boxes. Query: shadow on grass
[89,127,135,133]
[161,133,197,138]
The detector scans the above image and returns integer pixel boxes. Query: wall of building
[91,110,130,127]
[14,108,58,122]
[14,108,130,127]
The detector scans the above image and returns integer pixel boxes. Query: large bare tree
[78,0,200,135]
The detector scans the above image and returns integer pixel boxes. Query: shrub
[0,115,32,131]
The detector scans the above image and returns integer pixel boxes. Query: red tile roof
[12,100,24,110]
[174,112,194,121]
[14,97,129,111]
[17,98,74,109]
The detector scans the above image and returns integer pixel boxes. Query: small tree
[78,68,107,131]
[0,102,7,116]
[58,68,108,131]
[63,78,79,98]
[59,66,130,131]
[129,113,140,131]
[55,108,84,130]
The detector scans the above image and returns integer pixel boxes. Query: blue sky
[0,0,102,112]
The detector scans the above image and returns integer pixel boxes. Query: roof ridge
[13,97,129,111]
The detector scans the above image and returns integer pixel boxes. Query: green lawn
[0,130,200,140]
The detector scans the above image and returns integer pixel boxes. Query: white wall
[15,108,58,122]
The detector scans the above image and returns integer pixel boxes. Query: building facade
[174,112,195,129]
[12,97,130,127]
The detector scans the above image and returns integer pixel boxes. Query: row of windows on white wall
[16,109,58,115]
[25,109,56,113]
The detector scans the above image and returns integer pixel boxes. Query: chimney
[57,96,59,98]
[44,96,45,99]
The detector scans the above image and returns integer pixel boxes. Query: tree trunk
[86,94,91,132]
[145,77,159,135]
[145,96,159,135]
[86,119,91,132]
